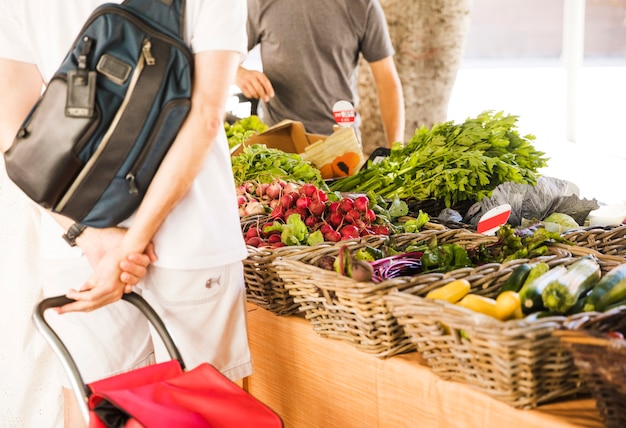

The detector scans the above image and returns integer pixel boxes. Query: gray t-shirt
[247,0,394,135]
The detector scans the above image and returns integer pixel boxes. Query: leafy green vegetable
[225,115,268,150]
[388,195,409,218]
[231,144,326,188]
[329,111,548,207]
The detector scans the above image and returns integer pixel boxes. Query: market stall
[230,112,626,428]
[245,304,603,428]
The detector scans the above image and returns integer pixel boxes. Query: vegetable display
[328,111,548,207]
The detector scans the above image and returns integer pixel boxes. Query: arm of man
[60,49,242,313]
[236,65,275,103]
[0,59,42,153]
[369,56,406,147]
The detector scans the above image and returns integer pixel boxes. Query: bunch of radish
[244,182,390,248]
[236,179,300,218]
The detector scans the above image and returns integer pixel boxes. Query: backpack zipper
[56,39,153,211]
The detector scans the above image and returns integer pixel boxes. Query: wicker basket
[562,224,626,258]
[274,228,572,358]
[240,216,449,316]
[244,235,389,316]
[384,252,624,408]
[559,306,626,428]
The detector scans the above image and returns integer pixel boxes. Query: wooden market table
[244,304,603,428]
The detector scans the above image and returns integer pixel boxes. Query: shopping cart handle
[33,292,186,423]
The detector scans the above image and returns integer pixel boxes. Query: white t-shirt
[0,0,249,269]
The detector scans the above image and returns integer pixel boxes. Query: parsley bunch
[330,111,548,207]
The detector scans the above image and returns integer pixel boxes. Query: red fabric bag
[33,292,283,428]
[87,361,282,428]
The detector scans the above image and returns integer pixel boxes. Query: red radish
[295,207,308,219]
[320,223,334,235]
[271,242,287,248]
[300,183,318,197]
[353,196,369,212]
[328,212,344,228]
[371,225,390,235]
[345,209,361,224]
[340,225,360,239]
[243,182,255,194]
[265,182,282,200]
[315,189,328,203]
[305,215,320,228]
[324,230,342,242]
[338,198,354,213]
[365,208,376,222]
[245,227,260,240]
[309,199,326,216]
[284,208,301,219]
[267,234,282,244]
[328,201,340,214]
[296,196,311,210]
[245,236,262,247]
[255,183,269,197]
[269,199,280,209]
[283,183,299,194]
[280,193,295,209]
[237,195,247,206]
[270,206,285,219]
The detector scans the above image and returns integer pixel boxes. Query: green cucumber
[519,265,567,314]
[542,256,601,314]
[499,263,533,294]
[583,263,626,312]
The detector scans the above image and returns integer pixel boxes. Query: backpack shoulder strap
[122,0,186,40]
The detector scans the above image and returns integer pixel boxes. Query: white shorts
[41,257,252,388]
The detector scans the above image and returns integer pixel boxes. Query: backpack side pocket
[4,76,100,207]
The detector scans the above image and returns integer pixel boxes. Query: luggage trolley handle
[32,292,186,423]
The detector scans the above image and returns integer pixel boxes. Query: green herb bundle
[231,144,326,188]
[330,111,549,207]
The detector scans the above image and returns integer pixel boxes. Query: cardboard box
[230,120,327,156]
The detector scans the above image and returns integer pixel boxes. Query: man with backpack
[0,1,252,426]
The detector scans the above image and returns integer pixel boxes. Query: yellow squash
[426,279,471,303]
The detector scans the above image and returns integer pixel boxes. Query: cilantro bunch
[330,111,548,207]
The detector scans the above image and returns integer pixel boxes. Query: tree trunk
[358,0,473,155]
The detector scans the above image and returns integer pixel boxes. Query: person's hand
[119,242,157,293]
[57,228,156,313]
[236,67,275,103]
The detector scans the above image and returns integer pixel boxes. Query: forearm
[119,50,239,255]
[370,57,406,147]
[0,59,43,153]
[377,79,405,147]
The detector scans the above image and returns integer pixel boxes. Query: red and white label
[332,100,356,126]
[477,204,512,235]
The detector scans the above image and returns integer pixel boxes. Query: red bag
[87,361,282,428]
[34,293,283,428]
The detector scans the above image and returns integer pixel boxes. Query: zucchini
[456,294,498,319]
[426,279,471,303]
[541,256,601,314]
[583,263,626,312]
[499,263,533,294]
[520,262,550,289]
[565,288,593,315]
[518,265,567,314]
